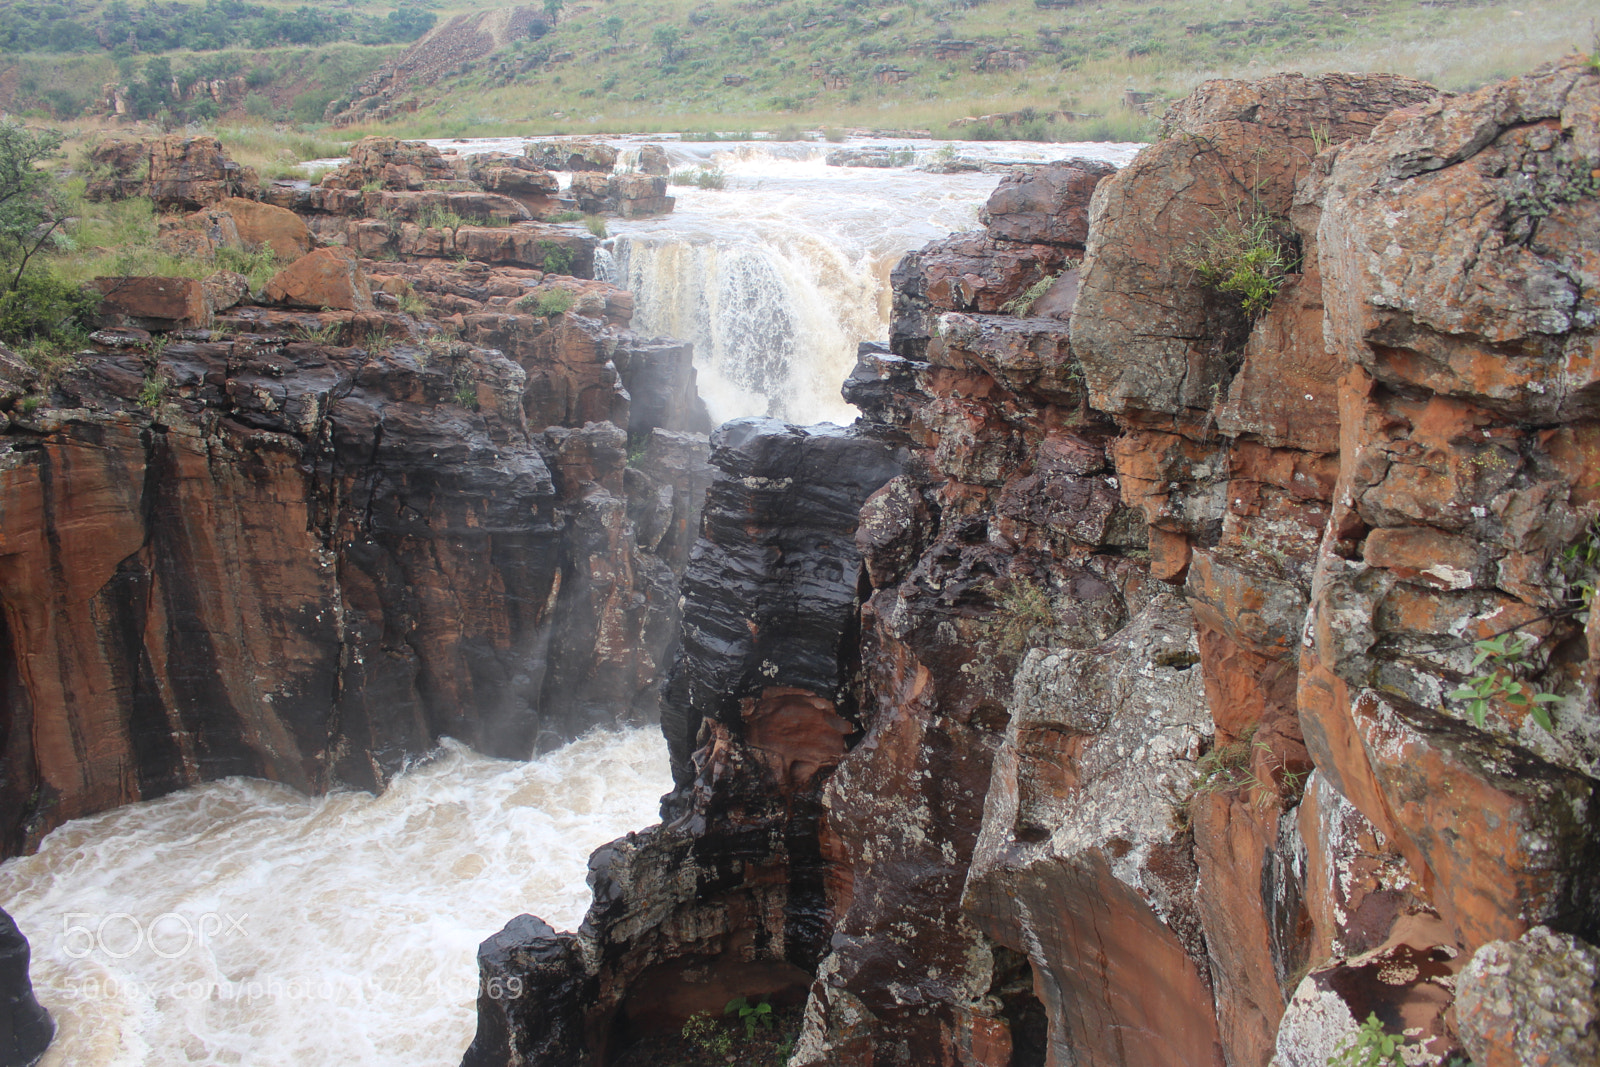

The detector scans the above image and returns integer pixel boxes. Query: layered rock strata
[468,59,1600,1067]
[0,137,711,857]
[464,415,905,1065]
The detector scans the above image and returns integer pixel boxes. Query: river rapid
[0,730,668,1066]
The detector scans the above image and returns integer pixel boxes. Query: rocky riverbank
[466,58,1600,1067]
[0,134,703,865]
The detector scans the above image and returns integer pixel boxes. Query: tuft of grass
[297,320,344,344]
[396,288,429,317]
[1181,207,1299,320]
[519,288,575,317]
[995,577,1055,652]
[669,166,727,190]
[137,373,168,410]
[416,204,472,233]
[1000,266,1074,317]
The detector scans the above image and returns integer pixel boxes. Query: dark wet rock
[0,908,51,1067]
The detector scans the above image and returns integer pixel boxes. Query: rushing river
[0,729,669,1066]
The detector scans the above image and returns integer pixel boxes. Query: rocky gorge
[1,56,1598,1067]
[461,59,1600,1067]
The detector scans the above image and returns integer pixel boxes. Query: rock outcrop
[466,57,1600,1067]
[0,135,713,853]
[85,134,259,210]
[0,908,51,1067]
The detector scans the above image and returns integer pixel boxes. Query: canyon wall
[469,59,1600,1066]
[0,136,708,857]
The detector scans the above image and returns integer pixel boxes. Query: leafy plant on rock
[1181,205,1299,320]
[680,1012,732,1058]
[1448,632,1561,732]
[725,997,774,1040]
[1327,1013,1410,1067]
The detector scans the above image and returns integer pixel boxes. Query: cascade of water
[606,142,1140,425]
[298,136,1141,426]
[0,729,670,1067]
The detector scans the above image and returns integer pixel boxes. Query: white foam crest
[0,728,670,1067]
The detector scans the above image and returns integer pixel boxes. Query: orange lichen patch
[1363,526,1484,589]
[741,687,855,793]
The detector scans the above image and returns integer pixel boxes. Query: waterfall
[0,729,670,1067]
[605,140,1140,426]
[298,136,1141,425]
[611,228,886,425]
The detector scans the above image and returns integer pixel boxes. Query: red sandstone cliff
[0,136,709,858]
[468,58,1600,1067]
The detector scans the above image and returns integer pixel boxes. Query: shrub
[583,214,608,238]
[520,288,575,317]
[243,91,275,119]
[0,271,99,349]
[1181,207,1299,319]
[536,242,575,275]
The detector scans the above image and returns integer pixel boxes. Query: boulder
[320,136,456,191]
[1455,926,1600,1067]
[1320,56,1600,423]
[964,594,1224,1067]
[264,248,375,312]
[1071,72,1438,421]
[525,139,619,172]
[979,159,1116,246]
[0,908,52,1067]
[82,137,149,202]
[462,916,590,1067]
[201,271,251,315]
[635,144,670,175]
[93,276,209,329]
[218,197,311,260]
[146,134,256,210]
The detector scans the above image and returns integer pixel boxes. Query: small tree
[542,0,564,25]
[652,25,680,63]
[604,14,624,42]
[0,123,70,294]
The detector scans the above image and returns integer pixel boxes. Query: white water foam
[0,728,670,1067]
[608,144,1140,426]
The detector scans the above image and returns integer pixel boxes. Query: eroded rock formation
[0,136,710,857]
[467,58,1600,1067]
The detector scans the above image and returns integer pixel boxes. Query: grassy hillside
[332,0,1591,139]
[0,0,1590,140]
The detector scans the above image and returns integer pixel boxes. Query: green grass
[48,184,285,289]
[326,0,1591,140]
[2,0,1587,146]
